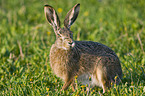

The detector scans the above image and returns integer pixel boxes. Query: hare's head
[44,4,80,50]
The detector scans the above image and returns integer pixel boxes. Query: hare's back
[75,41,116,56]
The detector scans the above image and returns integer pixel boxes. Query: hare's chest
[49,46,69,78]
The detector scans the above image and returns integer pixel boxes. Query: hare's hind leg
[95,66,110,93]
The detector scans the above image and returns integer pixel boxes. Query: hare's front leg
[71,81,75,92]
[61,76,74,91]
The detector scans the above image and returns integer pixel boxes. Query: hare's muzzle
[69,41,75,48]
[71,42,75,47]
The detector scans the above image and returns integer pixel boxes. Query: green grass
[0,0,145,95]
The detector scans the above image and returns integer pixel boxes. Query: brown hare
[44,3,122,93]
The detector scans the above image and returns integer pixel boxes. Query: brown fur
[44,3,122,93]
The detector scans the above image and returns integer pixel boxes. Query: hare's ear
[64,3,80,29]
[44,5,60,32]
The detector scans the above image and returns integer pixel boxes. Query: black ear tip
[44,4,49,7]
[44,4,53,8]
[76,3,80,6]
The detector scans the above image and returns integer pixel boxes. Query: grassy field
[0,0,145,95]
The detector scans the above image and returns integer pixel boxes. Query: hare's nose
[68,42,73,45]
[68,41,75,47]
